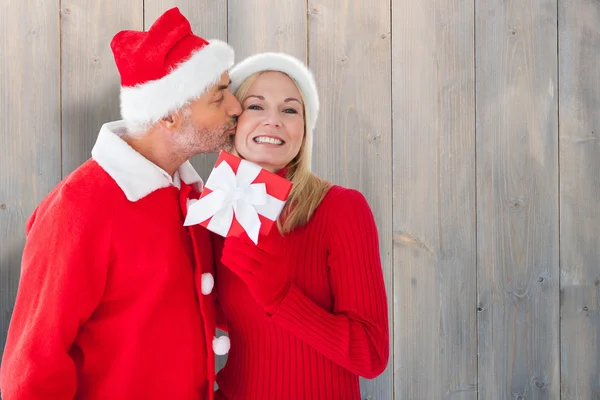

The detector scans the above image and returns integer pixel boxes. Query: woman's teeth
[254,136,284,145]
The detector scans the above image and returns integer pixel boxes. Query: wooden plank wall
[393,0,477,398]
[61,2,143,176]
[559,0,600,398]
[0,0,62,359]
[476,0,560,399]
[2,0,600,398]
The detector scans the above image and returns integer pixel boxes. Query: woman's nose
[264,110,282,127]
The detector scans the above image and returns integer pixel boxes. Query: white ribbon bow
[183,159,285,244]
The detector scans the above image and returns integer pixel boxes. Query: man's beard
[174,117,235,157]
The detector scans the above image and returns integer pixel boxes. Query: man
[0,7,240,400]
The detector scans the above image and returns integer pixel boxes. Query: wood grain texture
[308,1,393,397]
[476,0,560,398]
[0,0,61,360]
[392,0,477,398]
[144,1,228,181]
[228,0,306,62]
[558,0,600,398]
[61,0,142,176]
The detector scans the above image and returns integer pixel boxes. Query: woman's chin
[235,149,290,171]
[247,159,285,172]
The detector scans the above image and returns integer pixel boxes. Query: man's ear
[158,110,182,131]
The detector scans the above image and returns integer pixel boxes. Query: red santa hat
[110,7,234,132]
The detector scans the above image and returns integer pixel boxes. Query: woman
[214,52,389,399]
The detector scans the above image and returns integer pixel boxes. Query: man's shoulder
[34,159,126,221]
[61,159,128,203]
[65,158,121,191]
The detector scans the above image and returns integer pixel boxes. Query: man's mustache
[225,118,237,131]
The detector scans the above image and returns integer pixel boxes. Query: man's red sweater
[0,122,221,400]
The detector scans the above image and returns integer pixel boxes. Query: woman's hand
[220,228,290,315]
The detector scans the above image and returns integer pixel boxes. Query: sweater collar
[275,165,290,178]
[91,120,204,202]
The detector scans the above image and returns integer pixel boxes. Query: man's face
[172,72,242,155]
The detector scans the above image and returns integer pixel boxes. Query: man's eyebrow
[216,79,232,91]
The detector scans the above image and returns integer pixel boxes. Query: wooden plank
[144,1,228,181]
[226,0,306,376]
[558,1,600,398]
[0,0,61,360]
[228,0,306,61]
[392,0,477,398]
[476,0,560,398]
[144,0,228,371]
[308,1,393,397]
[61,1,142,176]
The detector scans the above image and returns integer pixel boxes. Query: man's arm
[0,184,112,399]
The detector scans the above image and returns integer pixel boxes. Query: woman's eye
[247,104,263,110]
[283,108,298,114]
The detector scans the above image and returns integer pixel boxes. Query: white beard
[173,115,233,157]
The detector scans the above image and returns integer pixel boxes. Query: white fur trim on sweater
[229,52,319,130]
[120,40,234,132]
[212,335,230,355]
[201,272,214,295]
[91,120,203,202]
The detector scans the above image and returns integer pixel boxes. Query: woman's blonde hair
[233,71,332,234]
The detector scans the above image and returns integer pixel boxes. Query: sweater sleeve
[272,188,389,379]
[0,185,112,399]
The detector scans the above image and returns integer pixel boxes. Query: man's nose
[226,91,242,116]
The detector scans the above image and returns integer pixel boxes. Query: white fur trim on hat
[201,272,214,295]
[120,40,234,132]
[213,335,230,355]
[229,52,319,130]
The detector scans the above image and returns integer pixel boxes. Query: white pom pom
[201,273,214,295]
[212,335,230,355]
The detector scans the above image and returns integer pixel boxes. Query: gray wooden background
[1,0,599,398]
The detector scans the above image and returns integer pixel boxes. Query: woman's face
[234,71,305,173]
